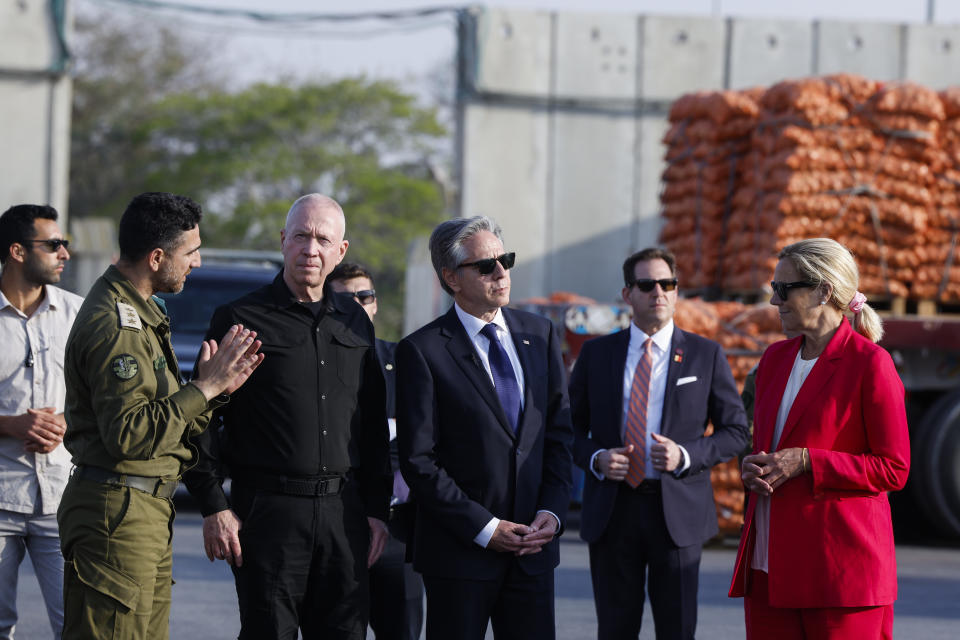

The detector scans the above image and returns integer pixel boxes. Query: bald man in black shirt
[185,194,391,639]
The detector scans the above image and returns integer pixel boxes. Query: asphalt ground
[11,509,960,639]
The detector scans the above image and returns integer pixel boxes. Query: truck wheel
[911,390,960,539]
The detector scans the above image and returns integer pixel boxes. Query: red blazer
[729,319,910,607]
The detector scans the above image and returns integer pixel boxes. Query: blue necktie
[481,323,521,432]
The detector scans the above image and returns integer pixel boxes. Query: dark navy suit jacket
[396,306,574,579]
[570,326,749,547]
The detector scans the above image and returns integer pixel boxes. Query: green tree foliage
[69,10,449,339]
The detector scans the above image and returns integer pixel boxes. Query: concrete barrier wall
[453,8,960,310]
[0,0,71,220]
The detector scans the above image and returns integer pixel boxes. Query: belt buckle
[317,478,330,496]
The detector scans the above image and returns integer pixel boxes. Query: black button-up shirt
[183,272,390,520]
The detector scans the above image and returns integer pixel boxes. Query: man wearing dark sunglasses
[0,204,83,638]
[569,247,748,640]
[396,216,573,640]
[329,262,424,640]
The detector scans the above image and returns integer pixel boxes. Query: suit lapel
[757,338,800,452]
[611,330,630,435]
[442,308,516,440]
[660,328,686,437]
[776,320,851,448]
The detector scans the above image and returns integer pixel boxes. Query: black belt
[73,466,179,499]
[631,479,661,494]
[239,472,344,497]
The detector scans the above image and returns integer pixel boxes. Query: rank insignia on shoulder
[117,302,143,331]
[153,355,166,370]
[112,354,140,380]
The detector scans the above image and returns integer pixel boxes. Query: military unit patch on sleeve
[117,302,143,331]
[112,354,140,380]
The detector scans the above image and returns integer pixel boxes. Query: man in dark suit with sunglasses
[570,247,748,640]
[396,216,573,640]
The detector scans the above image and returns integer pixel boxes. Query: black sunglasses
[29,238,70,252]
[458,252,516,276]
[630,278,678,293]
[351,289,376,305]
[770,280,816,300]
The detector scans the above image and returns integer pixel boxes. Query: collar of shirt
[454,302,508,341]
[0,284,61,319]
[104,265,166,328]
[628,318,674,356]
[453,302,525,404]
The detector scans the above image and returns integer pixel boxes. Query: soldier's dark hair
[622,247,677,287]
[0,204,59,265]
[118,192,202,262]
[328,262,374,286]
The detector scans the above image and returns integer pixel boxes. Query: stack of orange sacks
[663,73,960,302]
[927,88,960,301]
[722,74,938,296]
[659,90,760,289]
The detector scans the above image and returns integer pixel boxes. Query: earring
[820,300,826,305]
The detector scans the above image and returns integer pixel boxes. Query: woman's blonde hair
[778,238,883,343]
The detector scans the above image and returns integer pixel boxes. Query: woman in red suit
[728,238,910,639]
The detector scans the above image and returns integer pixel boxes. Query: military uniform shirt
[63,265,221,478]
[0,285,83,514]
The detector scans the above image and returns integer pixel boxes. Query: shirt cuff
[673,444,691,476]
[474,517,500,548]
[537,509,561,533]
[590,449,606,480]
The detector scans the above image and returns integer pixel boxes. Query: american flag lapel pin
[673,348,683,363]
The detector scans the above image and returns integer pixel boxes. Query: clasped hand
[488,512,558,556]
[741,447,804,496]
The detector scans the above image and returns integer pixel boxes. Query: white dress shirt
[751,350,818,573]
[453,303,558,548]
[590,320,690,479]
[0,285,83,514]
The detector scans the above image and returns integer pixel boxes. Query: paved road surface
[12,511,960,638]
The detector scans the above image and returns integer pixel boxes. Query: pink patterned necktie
[623,338,653,487]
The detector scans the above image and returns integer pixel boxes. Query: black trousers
[369,531,423,640]
[230,481,370,640]
[423,559,555,640]
[588,484,701,640]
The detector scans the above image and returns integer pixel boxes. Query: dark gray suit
[570,327,748,639]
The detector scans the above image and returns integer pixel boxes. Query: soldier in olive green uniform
[57,193,263,640]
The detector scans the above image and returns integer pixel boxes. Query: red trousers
[744,570,893,640]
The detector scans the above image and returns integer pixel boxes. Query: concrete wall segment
[639,15,725,98]
[727,18,813,89]
[814,21,903,80]
[903,23,960,88]
[0,0,57,70]
[547,112,636,297]
[554,12,638,100]
[472,7,552,96]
